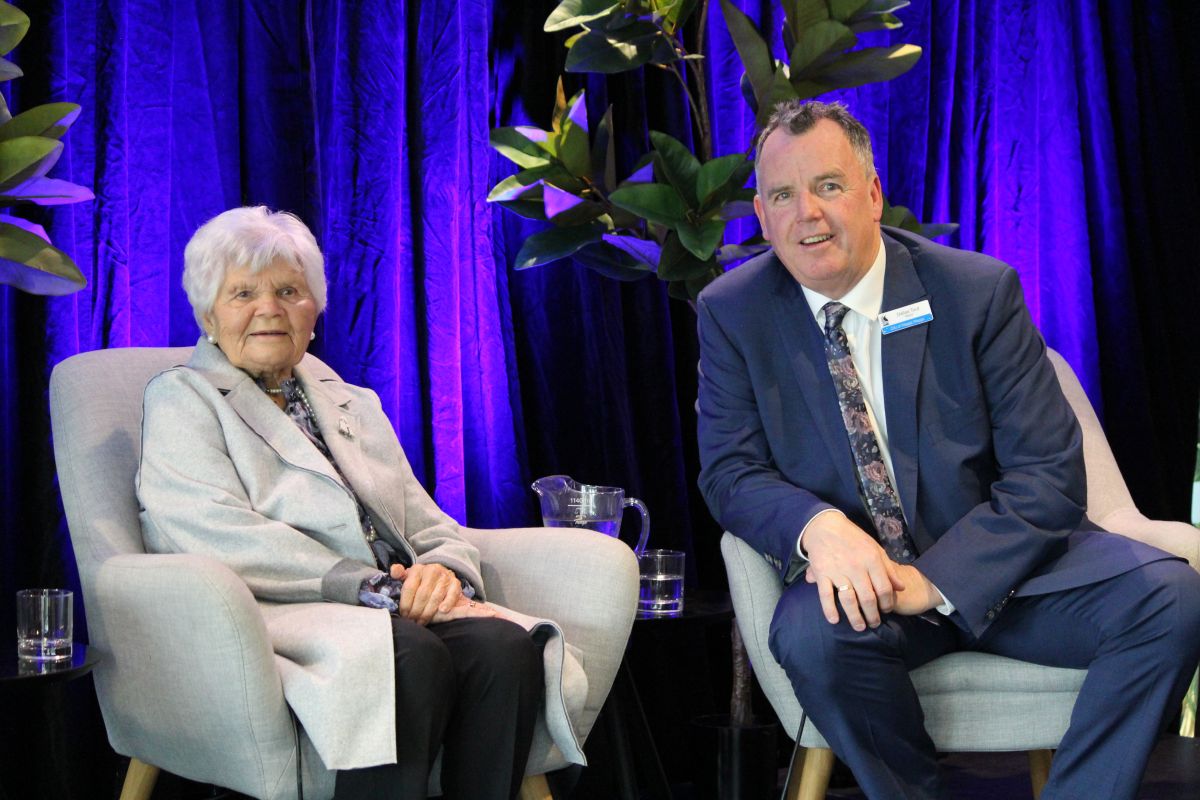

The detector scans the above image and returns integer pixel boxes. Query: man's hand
[802,513,905,631]
[391,563,463,625]
[803,515,946,629]
[890,563,943,616]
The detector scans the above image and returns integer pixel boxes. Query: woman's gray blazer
[136,337,586,770]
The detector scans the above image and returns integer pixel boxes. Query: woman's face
[203,257,318,385]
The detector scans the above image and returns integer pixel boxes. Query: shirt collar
[800,234,887,322]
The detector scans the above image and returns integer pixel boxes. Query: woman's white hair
[183,206,327,331]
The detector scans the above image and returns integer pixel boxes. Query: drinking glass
[16,588,73,661]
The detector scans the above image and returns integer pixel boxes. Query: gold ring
[469,600,476,607]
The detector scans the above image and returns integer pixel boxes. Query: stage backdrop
[2,0,1198,635]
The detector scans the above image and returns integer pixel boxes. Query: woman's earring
[206,334,216,344]
[310,332,316,341]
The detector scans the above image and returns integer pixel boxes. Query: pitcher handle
[623,497,650,556]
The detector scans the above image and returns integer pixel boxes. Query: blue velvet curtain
[3,0,1198,630]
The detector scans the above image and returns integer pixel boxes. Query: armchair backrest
[51,348,196,581]
[1045,350,1137,522]
[49,346,341,626]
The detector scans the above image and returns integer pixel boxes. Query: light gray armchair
[721,349,1200,799]
[50,346,640,800]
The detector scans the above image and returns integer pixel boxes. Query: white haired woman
[136,207,566,799]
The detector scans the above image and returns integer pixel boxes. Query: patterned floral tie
[821,302,916,563]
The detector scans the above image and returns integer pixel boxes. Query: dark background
[1,0,1197,796]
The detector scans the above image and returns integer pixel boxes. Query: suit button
[985,610,995,620]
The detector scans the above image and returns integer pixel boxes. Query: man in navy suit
[696,100,1200,799]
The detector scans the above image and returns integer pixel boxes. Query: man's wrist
[797,508,847,558]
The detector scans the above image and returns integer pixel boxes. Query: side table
[591,592,735,800]
[0,643,106,800]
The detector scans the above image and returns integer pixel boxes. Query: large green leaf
[659,0,701,35]
[620,153,656,186]
[716,238,770,264]
[789,20,856,76]
[591,106,617,191]
[0,220,86,295]
[811,44,922,90]
[0,2,29,57]
[696,155,752,209]
[677,218,726,260]
[657,230,716,281]
[488,168,558,220]
[852,0,911,16]
[488,176,548,221]
[783,0,831,50]
[514,224,602,269]
[847,13,903,34]
[649,130,700,206]
[757,69,803,128]
[0,56,21,82]
[490,127,552,169]
[0,103,81,142]
[609,182,688,227]
[575,240,656,280]
[602,232,662,266]
[543,183,605,226]
[488,166,555,202]
[0,176,94,206]
[646,32,685,66]
[545,0,621,32]
[720,0,775,108]
[0,136,62,191]
[564,27,658,73]
[828,0,871,22]
[717,199,757,221]
[555,90,591,177]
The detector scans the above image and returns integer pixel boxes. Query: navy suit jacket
[697,228,1172,636]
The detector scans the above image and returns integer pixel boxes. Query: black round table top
[0,643,99,684]
[635,590,733,625]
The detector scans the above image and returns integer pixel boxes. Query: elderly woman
[136,207,577,799]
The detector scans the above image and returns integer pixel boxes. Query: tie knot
[822,302,849,336]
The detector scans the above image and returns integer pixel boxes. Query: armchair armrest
[1098,507,1200,571]
[89,552,296,791]
[460,526,639,738]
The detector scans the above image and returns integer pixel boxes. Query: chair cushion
[721,532,1087,752]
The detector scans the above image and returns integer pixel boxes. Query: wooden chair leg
[1180,667,1197,737]
[793,746,835,800]
[119,758,160,800]
[518,773,553,800]
[1027,749,1053,799]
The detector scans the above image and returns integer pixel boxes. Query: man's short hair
[754,100,877,185]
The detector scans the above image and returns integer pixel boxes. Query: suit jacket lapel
[296,366,411,552]
[768,258,861,496]
[879,234,930,550]
[187,339,345,486]
[295,365,378,508]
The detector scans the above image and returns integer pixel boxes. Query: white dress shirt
[793,236,954,613]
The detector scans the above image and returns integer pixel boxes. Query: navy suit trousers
[769,559,1200,800]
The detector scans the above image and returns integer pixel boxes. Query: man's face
[753,119,883,299]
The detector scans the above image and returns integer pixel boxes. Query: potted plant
[488,2,954,794]
[0,0,91,296]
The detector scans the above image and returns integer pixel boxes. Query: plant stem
[656,62,705,145]
[689,0,713,162]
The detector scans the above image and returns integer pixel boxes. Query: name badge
[880,300,933,335]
